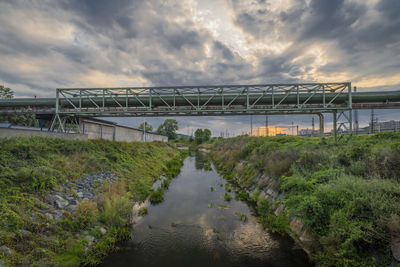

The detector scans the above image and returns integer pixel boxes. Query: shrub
[138,207,148,216]
[73,201,98,229]
[223,193,232,201]
[99,196,133,227]
[83,227,131,266]
[149,189,164,204]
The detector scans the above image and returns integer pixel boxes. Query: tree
[194,129,204,144]
[157,119,178,140]
[0,85,13,99]
[0,86,38,126]
[203,129,211,142]
[138,121,153,132]
[194,128,212,144]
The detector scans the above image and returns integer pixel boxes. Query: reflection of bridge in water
[1,82,400,141]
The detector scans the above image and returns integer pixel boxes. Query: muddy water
[100,153,312,267]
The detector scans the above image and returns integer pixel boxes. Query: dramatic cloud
[0,0,399,134]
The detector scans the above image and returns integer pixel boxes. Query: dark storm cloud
[299,0,366,41]
[230,0,400,87]
[213,41,234,60]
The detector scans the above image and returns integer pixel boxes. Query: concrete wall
[145,132,168,142]
[0,128,88,140]
[80,120,167,142]
[114,125,142,142]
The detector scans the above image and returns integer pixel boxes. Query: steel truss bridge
[1,82,400,141]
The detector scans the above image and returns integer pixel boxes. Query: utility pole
[265,114,269,136]
[143,118,146,142]
[312,117,315,137]
[353,86,359,134]
[376,117,379,132]
[291,121,294,136]
[370,109,375,134]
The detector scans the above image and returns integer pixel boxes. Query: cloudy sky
[0,0,399,135]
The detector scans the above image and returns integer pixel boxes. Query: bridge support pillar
[333,111,337,142]
[333,109,352,142]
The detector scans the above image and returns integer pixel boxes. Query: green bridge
[1,82,400,141]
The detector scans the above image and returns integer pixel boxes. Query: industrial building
[79,118,167,142]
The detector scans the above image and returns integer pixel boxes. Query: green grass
[211,132,400,266]
[0,137,183,266]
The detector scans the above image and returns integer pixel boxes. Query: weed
[223,193,232,202]
[138,207,148,216]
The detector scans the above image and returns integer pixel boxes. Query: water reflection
[194,151,212,171]
[100,156,312,267]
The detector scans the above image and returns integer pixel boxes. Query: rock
[69,199,78,205]
[392,238,400,261]
[0,245,11,256]
[289,217,313,256]
[21,230,30,239]
[45,213,53,220]
[54,210,64,220]
[100,227,107,235]
[65,205,76,213]
[266,188,279,199]
[0,259,5,266]
[76,192,83,198]
[274,204,285,216]
[86,235,95,246]
[55,199,69,209]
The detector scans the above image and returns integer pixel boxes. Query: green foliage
[0,85,13,98]
[212,133,400,266]
[99,196,133,228]
[235,212,248,222]
[0,86,38,126]
[149,188,164,204]
[138,121,153,132]
[0,137,181,265]
[83,227,131,266]
[194,128,212,144]
[223,193,232,201]
[157,119,178,140]
[137,207,148,216]
[73,201,98,229]
[235,190,248,201]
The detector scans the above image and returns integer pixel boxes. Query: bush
[99,196,133,227]
[73,201,98,229]
[83,227,131,266]
[138,207,148,216]
[223,193,232,201]
[149,189,164,204]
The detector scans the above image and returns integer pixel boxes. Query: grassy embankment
[0,137,185,266]
[212,132,400,266]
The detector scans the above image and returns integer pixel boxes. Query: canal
[101,153,312,267]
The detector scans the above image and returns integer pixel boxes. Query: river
[100,153,312,267]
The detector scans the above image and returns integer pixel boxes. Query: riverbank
[211,133,400,266]
[0,137,184,266]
